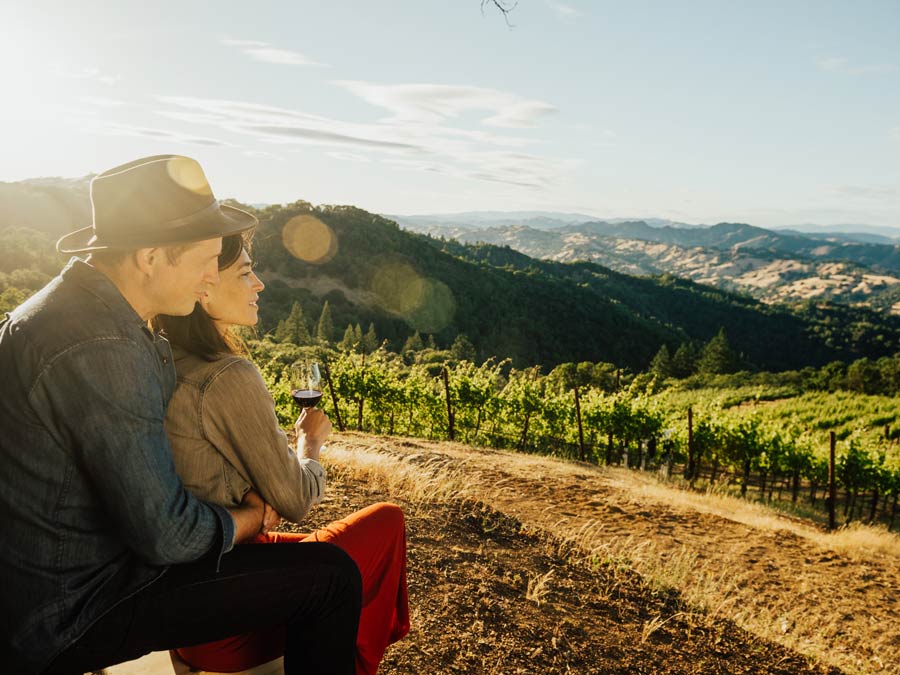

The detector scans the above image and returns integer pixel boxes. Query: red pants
[175,503,410,675]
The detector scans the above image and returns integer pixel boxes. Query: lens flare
[165,157,212,196]
[371,263,456,333]
[406,278,456,333]
[372,263,426,314]
[282,215,338,264]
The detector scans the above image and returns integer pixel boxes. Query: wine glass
[290,361,322,408]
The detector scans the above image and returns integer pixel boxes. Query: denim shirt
[0,259,235,674]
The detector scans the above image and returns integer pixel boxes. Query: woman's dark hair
[151,232,252,361]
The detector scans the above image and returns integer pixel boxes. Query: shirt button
[163,357,170,364]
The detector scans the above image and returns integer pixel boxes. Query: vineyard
[250,337,900,533]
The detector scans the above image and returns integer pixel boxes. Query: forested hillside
[3,178,900,371]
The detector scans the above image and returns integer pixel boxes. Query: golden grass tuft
[524,569,554,606]
[322,442,474,513]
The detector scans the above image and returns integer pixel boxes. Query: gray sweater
[164,348,326,523]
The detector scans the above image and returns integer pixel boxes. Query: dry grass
[524,569,555,606]
[322,442,474,514]
[623,470,900,561]
[641,612,686,644]
[326,434,900,675]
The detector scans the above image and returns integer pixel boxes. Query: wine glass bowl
[290,361,322,408]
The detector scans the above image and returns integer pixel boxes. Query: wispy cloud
[154,85,572,191]
[334,81,557,129]
[832,184,900,200]
[816,56,895,76]
[157,96,426,152]
[546,1,583,18]
[52,65,120,86]
[92,122,230,147]
[221,38,324,66]
[327,152,372,162]
[242,149,284,160]
[81,96,129,108]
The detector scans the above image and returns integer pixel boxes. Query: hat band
[93,207,237,249]
[157,199,223,229]
[92,200,226,245]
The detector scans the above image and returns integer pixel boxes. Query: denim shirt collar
[61,258,149,334]
[61,257,176,390]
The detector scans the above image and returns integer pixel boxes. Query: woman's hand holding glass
[295,407,332,461]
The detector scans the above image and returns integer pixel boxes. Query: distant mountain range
[387,211,699,231]
[387,211,900,241]
[391,213,900,314]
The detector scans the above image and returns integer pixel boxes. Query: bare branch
[481,0,519,27]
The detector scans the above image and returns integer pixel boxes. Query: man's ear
[133,247,161,276]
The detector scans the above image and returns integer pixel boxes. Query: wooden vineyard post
[574,385,586,462]
[828,431,837,531]
[322,362,345,432]
[441,367,455,441]
[686,407,695,482]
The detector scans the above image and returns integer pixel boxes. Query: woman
[154,233,409,675]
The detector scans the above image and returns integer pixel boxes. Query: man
[0,155,361,675]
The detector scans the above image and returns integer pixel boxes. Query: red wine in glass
[291,388,323,408]
[291,362,322,408]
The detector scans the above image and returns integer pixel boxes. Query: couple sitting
[0,155,408,675]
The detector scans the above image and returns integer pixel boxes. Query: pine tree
[650,344,672,378]
[316,301,335,344]
[363,323,379,353]
[339,323,357,351]
[670,342,697,378]
[402,331,424,353]
[426,334,437,350]
[274,302,311,345]
[697,327,739,375]
[450,334,476,362]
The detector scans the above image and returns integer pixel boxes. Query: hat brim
[56,204,258,255]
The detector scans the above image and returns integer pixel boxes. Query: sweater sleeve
[200,357,326,523]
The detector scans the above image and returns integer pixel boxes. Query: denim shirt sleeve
[31,337,234,565]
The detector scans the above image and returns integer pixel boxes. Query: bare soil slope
[283,432,900,675]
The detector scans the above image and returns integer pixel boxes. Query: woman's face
[200,248,265,327]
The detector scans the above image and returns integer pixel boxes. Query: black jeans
[44,541,362,675]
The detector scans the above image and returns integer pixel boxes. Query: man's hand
[227,488,268,544]
[261,502,282,535]
[240,487,265,511]
[294,408,332,461]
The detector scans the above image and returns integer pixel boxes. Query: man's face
[148,237,222,316]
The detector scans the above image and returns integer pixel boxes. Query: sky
[1,0,899,230]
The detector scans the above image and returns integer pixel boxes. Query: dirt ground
[276,431,900,675]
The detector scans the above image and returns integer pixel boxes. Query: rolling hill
[3,178,900,371]
[246,202,900,370]
[395,218,900,313]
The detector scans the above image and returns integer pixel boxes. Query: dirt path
[328,433,900,675]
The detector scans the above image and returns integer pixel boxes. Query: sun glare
[0,8,77,170]
[166,157,212,196]
[282,215,338,264]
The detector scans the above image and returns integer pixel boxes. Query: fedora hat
[56,154,257,254]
